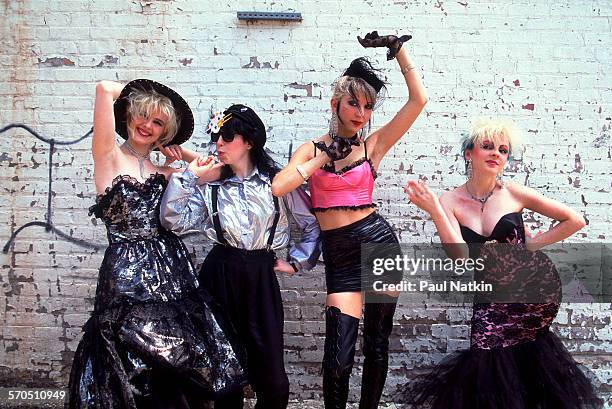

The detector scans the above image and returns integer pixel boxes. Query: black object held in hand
[357,31,412,60]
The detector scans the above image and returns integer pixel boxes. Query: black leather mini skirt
[321,212,401,294]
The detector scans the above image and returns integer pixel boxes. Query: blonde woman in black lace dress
[403,118,602,409]
[67,79,246,409]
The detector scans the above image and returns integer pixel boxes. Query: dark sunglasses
[210,132,235,143]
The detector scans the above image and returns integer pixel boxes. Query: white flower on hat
[206,111,232,135]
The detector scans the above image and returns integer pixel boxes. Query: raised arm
[508,182,586,250]
[271,140,330,197]
[405,180,468,259]
[160,157,222,233]
[368,46,427,165]
[93,81,123,163]
[160,169,210,234]
[159,145,201,168]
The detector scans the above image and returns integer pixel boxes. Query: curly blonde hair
[126,87,179,146]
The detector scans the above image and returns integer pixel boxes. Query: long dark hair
[214,116,280,180]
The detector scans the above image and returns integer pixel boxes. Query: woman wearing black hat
[68,80,247,408]
[160,104,321,409]
[271,32,427,408]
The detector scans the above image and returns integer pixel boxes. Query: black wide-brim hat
[113,79,194,147]
[223,104,266,147]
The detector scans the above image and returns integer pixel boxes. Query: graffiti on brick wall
[0,123,105,252]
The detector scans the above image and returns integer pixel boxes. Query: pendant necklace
[465,182,496,212]
[123,141,151,180]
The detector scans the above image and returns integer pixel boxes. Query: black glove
[314,136,360,161]
[357,30,412,60]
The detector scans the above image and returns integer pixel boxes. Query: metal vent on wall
[237,11,302,21]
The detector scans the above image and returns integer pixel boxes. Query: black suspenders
[267,196,281,249]
[210,185,228,246]
[210,184,280,250]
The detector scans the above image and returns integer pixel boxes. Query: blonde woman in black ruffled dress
[67,79,247,408]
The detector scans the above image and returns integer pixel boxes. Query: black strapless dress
[67,174,247,409]
[403,212,603,409]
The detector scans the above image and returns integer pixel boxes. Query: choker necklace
[345,133,359,143]
[465,182,496,212]
[332,133,361,146]
[123,141,151,179]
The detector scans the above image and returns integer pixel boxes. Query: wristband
[296,164,309,181]
[401,64,416,75]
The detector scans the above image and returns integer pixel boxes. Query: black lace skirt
[67,288,248,409]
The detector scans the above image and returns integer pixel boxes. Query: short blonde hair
[126,87,179,146]
[461,117,523,160]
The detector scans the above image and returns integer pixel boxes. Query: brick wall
[1,0,610,404]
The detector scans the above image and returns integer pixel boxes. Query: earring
[466,159,473,180]
[329,111,338,138]
[496,170,505,188]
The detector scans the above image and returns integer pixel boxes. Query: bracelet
[289,262,299,273]
[296,164,309,181]
[400,64,416,75]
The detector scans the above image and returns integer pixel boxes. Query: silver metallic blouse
[160,168,321,270]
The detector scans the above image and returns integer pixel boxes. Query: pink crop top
[308,141,377,212]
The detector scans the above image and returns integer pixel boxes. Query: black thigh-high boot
[359,295,398,409]
[323,306,360,409]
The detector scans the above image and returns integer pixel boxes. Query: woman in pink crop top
[271,32,427,409]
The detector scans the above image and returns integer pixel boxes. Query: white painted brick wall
[1,0,610,405]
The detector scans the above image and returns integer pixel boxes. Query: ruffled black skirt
[67,288,248,409]
[402,329,603,409]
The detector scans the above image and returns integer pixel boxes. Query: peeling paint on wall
[37,57,75,67]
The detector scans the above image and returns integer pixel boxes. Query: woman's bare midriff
[314,206,376,231]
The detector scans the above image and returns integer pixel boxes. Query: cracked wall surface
[0,0,610,404]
